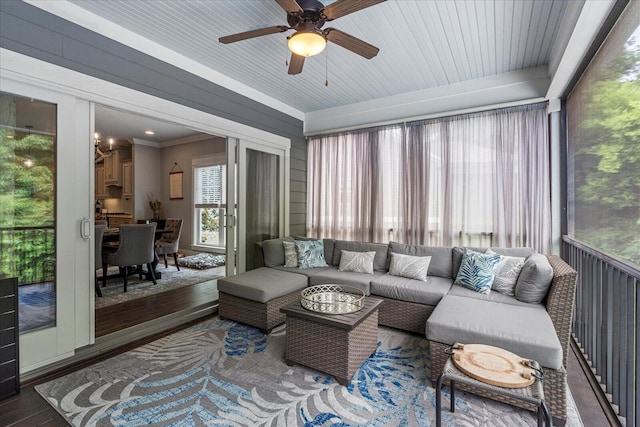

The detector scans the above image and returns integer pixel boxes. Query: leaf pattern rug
[35,318,583,426]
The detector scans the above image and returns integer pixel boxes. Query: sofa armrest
[254,242,266,268]
[545,254,578,368]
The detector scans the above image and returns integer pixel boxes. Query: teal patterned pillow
[454,249,501,294]
[295,239,329,269]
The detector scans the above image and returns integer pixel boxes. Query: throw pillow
[282,240,298,268]
[454,249,501,295]
[389,252,432,281]
[515,253,554,303]
[295,239,329,269]
[338,250,376,274]
[486,249,526,296]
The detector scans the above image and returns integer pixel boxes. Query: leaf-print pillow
[486,249,525,296]
[454,249,501,294]
[282,241,298,267]
[389,252,431,281]
[294,239,329,269]
[338,250,376,274]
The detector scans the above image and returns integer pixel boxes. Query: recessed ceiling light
[144,130,155,135]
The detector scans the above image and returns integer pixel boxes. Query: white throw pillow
[486,249,526,296]
[389,252,431,281]
[338,250,375,274]
[282,240,298,268]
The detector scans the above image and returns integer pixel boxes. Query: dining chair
[95,225,106,297]
[104,223,157,292]
[95,219,108,227]
[155,218,183,271]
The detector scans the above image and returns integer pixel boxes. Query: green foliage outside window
[570,34,640,266]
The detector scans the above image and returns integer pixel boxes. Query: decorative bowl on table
[301,284,365,314]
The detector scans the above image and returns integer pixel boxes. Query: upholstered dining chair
[155,218,183,271]
[94,225,106,297]
[95,219,108,227]
[104,223,157,292]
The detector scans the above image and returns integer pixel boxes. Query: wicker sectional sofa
[223,237,576,425]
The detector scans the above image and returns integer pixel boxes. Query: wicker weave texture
[377,296,434,334]
[285,311,379,385]
[545,255,577,368]
[219,290,301,332]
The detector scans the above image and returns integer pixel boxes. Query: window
[567,7,640,266]
[193,161,226,249]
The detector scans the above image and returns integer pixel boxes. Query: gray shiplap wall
[0,0,306,236]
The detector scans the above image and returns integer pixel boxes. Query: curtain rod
[305,97,548,138]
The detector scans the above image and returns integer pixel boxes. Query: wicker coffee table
[280,296,383,385]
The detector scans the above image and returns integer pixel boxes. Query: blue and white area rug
[36,318,582,426]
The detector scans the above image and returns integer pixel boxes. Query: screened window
[567,5,640,266]
[193,163,226,248]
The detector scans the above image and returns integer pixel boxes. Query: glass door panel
[0,93,57,333]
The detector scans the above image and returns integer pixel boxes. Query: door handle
[80,217,91,240]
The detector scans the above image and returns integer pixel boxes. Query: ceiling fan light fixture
[288,31,326,57]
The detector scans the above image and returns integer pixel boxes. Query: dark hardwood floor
[1,284,617,426]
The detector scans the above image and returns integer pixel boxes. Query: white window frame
[192,154,227,252]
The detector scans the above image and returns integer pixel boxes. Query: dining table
[101,228,169,280]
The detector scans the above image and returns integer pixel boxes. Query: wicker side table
[435,357,552,427]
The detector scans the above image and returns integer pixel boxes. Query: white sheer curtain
[307,103,552,253]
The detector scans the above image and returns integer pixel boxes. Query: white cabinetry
[104,151,122,186]
[95,165,108,198]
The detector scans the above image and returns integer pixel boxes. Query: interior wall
[161,136,227,250]
[132,144,163,220]
[0,0,306,236]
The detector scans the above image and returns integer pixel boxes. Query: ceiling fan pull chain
[325,44,329,87]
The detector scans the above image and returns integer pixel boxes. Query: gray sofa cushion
[447,283,544,309]
[515,254,554,303]
[371,274,452,305]
[388,242,453,278]
[260,237,293,267]
[426,295,562,369]
[217,267,307,303]
[452,247,535,278]
[331,240,388,272]
[306,266,385,295]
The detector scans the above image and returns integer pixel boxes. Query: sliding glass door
[0,83,93,373]
[236,141,286,273]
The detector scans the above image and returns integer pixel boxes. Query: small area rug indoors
[178,253,226,269]
[35,317,583,426]
[96,265,225,309]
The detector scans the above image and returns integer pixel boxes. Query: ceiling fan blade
[322,0,386,21]
[288,53,305,75]
[275,0,303,14]
[219,26,289,44]
[325,28,379,59]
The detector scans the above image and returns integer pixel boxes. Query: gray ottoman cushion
[371,274,452,305]
[306,266,385,295]
[218,267,307,303]
[426,295,563,369]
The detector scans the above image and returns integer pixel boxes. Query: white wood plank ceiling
[66,0,573,114]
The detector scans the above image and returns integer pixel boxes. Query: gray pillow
[389,252,431,281]
[389,242,453,278]
[283,240,298,267]
[332,240,388,272]
[486,249,525,296]
[515,253,553,303]
[338,250,375,274]
[261,237,293,267]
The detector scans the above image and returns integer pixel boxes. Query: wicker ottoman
[280,297,383,385]
[218,267,308,333]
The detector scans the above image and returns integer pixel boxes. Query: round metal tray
[301,284,365,314]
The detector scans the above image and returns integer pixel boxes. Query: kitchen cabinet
[108,215,133,228]
[95,165,108,198]
[104,151,122,186]
[122,161,133,197]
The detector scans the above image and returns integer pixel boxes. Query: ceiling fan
[219,0,386,75]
